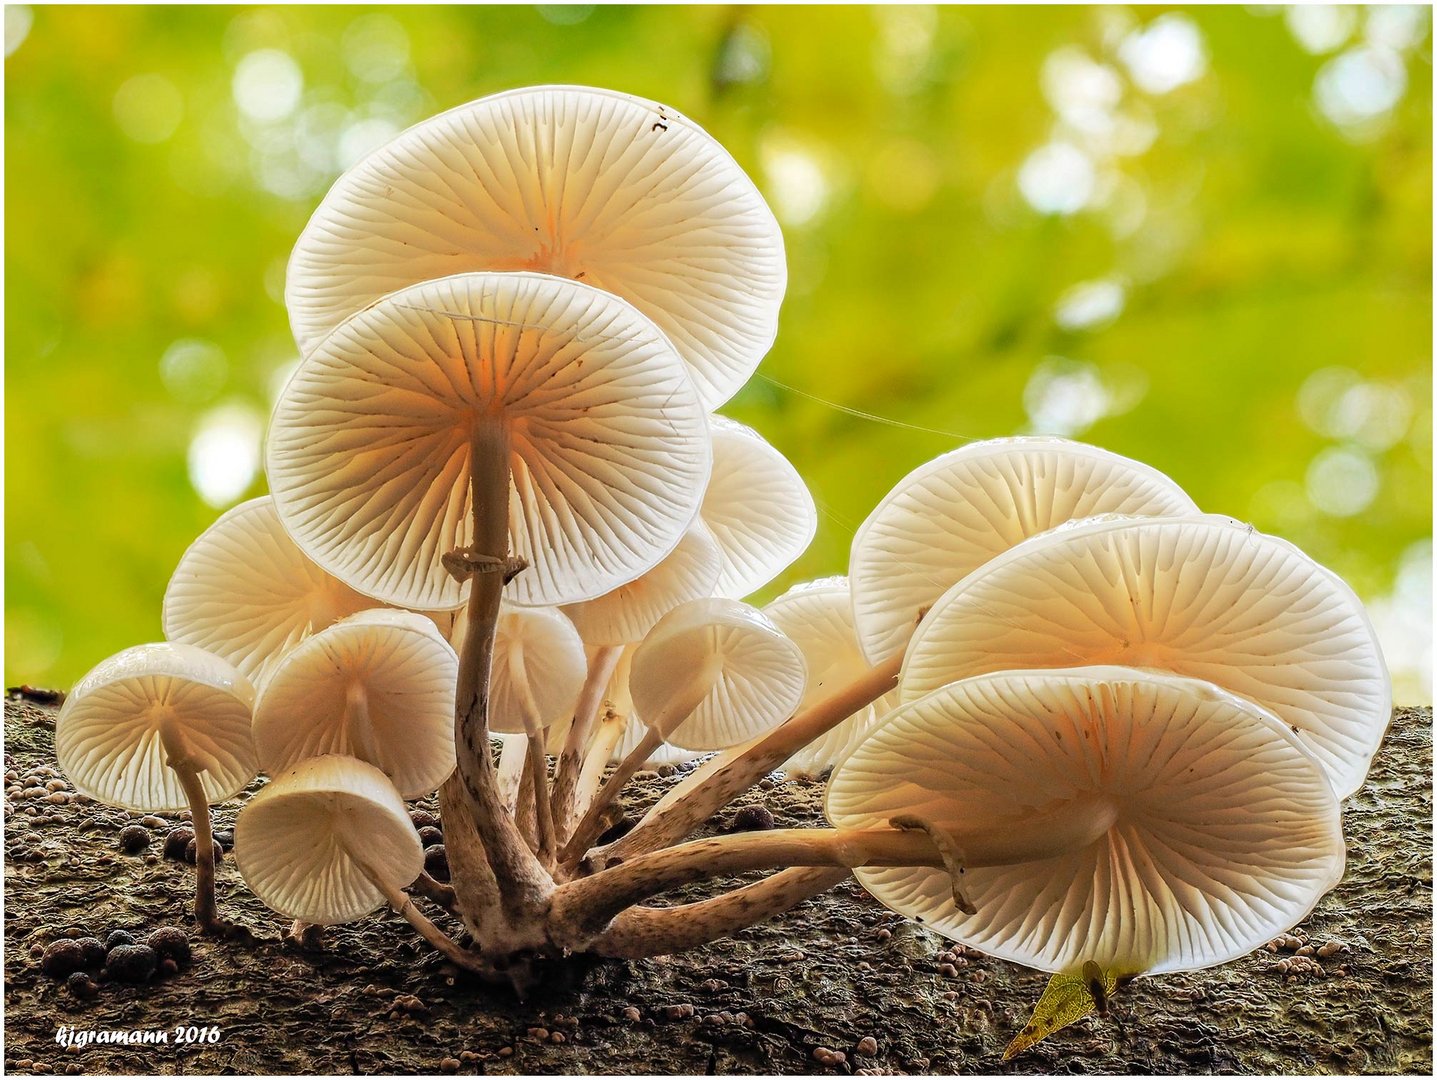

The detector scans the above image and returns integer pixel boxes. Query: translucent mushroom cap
[55,643,257,813]
[763,577,891,777]
[629,597,807,752]
[702,417,817,599]
[485,604,587,734]
[252,610,457,799]
[902,514,1392,799]
[286,84,786,410]
[827,667,1345,976]
[267,271,711,611]
[234,754,423,925]
[849,437,1199,664]
[563,524,723,646]
[162,496,383,690]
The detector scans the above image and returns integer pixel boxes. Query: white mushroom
[849,437,1199,665]
[267,271,711,612]
[56,643,257,932]
[162,496,379,689]
[762,577,893,778]
[234,755,423,925]
[901,514,1392,798]
[563,524,723,647]
[702,417,816,599]
[827,666,1346,976]
[251,609,458,799]
[286,85,785,409]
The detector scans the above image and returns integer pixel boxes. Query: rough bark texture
[4,698,1431,1075]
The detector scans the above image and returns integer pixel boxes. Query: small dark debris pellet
[550,1032,566,1044]
[163,828,194,861]
[213,829,234,850]
[856,1036,879,1056]
[105,943,158,983]
[623,1006,641,1021]
[185,837,223,865]
[731,806,775,832]
[105,930,136,951]
[147,927,192,967]
[458,1051,479,1064]
[65,972,98,1000]
[596,816,635,845]
[117,825,151,855]
[418,826,445,847]
[410,809,439,828]
[75,938,106,970]
[873,928,891,942]
[424,845,450,882]
[656,763,677,777]
[41,940,88,978]
[439,1057,460,1074]
[158,958,180,977]
[497,1047,513,1058]
[138,815,167,829]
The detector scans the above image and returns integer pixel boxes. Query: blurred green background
[5,5,1432,701]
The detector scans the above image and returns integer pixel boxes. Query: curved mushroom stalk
[560,598,806,864]
[56,643,258,936]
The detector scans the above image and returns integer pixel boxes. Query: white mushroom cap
[162,496,383,690]
[762,577,892,777]
[629,597,807,752]
[849,437,1199,665]
[251,610,457,799]
[702,417,816,599]
[827,667,1345,976]
[488,604,587,734]
[56,643,257,812]
[234,754,423,925]
[267,271,711,611]
[901,514,1392,799]
[563,524,723,646]
[286,85,785,410]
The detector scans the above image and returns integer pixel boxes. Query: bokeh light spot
[1119,14,1208,94]
[1054,278,1126,331]
[4,4,32,58]
[1284,5,1357,55]
[1018,141,1095,215]
[113,73,184,144]
[232,48,304,122]
[1305,445,1379,516]
[342,13,410,83]
[187,403,263,508]
[160,339,228,405]
[1314,45,1407,129]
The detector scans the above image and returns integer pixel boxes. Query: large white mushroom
[286,84,785,409]
[849,437,1199,665]
[827,667,1346,977]
[901,514,1392,799]
[56,643,258,932]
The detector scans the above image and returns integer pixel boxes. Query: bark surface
[4,698,1430,1075]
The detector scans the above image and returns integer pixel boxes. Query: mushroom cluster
[57,84,1389,1048]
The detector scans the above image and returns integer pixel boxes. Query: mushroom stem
[556,800,1117,945]
[525,730,558,867]
[348,848,489,977]
[573,708,628,823]
[496,736,527,815]
[550,645,624,834]
[450,418,554,919]
[561,728,663,863]
[588,867,852,959]
[344,681,380,765]
[157,717,226,935]
[592,653,904,867]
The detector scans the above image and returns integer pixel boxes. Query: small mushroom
[827,666,1345,976]
[235,755,424,925]
[561,598,806,859]
[849,437,1198,665]
[252,609,458,799]
[900,514,1392,798]
[55,643,257,933]
[701,417,817,599]
[286,85,785,410]
[762,577,894,777]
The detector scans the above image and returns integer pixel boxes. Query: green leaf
[1003,962,1119,1061]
